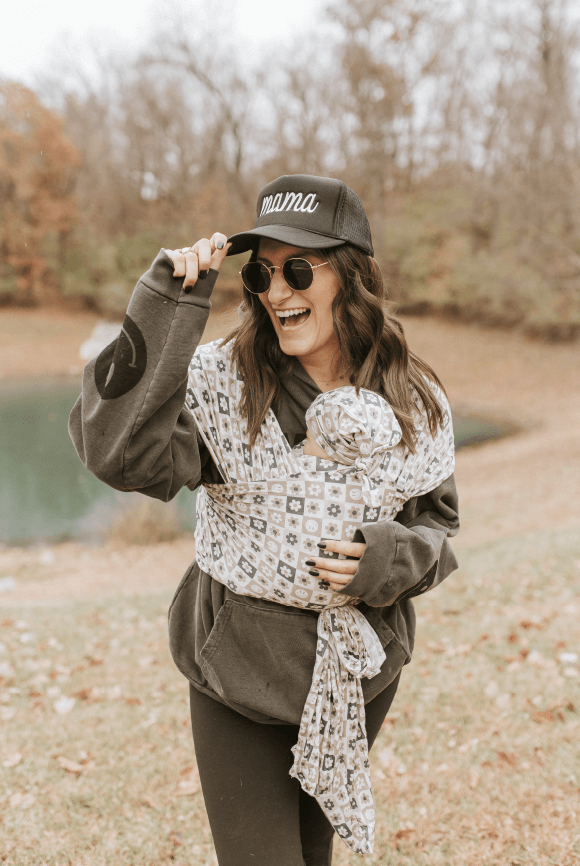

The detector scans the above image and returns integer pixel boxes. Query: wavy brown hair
[221,244,446,450]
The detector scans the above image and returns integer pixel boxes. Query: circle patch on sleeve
[94,315,147,399]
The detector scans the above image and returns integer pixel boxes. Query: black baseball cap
[227,174,374,257]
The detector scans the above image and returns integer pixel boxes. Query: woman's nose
[267,269,293,305]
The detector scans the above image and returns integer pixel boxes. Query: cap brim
[226,225,345,257]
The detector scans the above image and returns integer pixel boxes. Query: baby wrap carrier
[186,340,455,855]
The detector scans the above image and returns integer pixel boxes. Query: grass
[106,502,186,547]
[1,527,579,865]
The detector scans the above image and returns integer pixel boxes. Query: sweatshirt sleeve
[68,249,219,501]
[340,472,460,607]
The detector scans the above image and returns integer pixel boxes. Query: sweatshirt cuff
[340,521,399,605]
[138,249,217,307]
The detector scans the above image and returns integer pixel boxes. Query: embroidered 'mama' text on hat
[227,174,374,257]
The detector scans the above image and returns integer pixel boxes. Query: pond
[0,377,519,545]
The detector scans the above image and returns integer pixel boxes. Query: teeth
[275,308,309,318]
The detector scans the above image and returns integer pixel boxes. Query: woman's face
[257,239,341,369]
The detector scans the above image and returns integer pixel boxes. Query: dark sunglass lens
[242,262,271,294]
[283,259,314,291]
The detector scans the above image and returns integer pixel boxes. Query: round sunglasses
[240,258,329,294]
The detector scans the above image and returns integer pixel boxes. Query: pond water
[0,378,519,545]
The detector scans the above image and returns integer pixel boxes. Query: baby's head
[304,386,402,474]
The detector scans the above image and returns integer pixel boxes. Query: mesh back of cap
[334,185,374,256]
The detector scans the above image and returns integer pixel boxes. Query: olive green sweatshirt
[69,250,460,725]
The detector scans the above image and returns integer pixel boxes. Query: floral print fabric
[305,386,403,488]
[185,340,455,854]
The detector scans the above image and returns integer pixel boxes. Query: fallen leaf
[497,751,517,767]
[9,792,35,808]
[74,688,93,701]
[142,796,158,810]
[426,641,446,654]
[2,752,22,768]
[519,617,543,630]
[57,756,85,775]
[177,779,200,795]
[125,697,141,706]
[468,768,481,788]
[393,827,414,841]
[177,766,200,796]
[534,747,547,765]
[531,709,555,723]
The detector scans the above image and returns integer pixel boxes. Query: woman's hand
[165,233,230,290]
[307,539,367,593]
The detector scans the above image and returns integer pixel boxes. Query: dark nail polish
[316,541,326,549]
[305,559,316,567]
[216,241,224,250]
[198,270,208,280]
[183,285,192,294]
[308,568,319,577]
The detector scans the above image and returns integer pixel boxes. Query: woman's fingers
[183,249,199,289]
[168,249,186,277]
[318,539,367,559]
[165,233,230,287]
[209,233,230,269]
[307,557,358,575]
[304,538,367,593]
[307,564,355,585]
[194,238,213,276]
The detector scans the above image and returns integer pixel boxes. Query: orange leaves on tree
[0,82,79,304]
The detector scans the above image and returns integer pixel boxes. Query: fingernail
[216,241,224,250]
[321,581,330,588]
[305,559,316,567]
[198,270,208,280]
[308,568,319,577]
[183,285,192,294]
[316,541,327,549]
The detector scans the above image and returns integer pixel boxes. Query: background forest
[2,0,580,340]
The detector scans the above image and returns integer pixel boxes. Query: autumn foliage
[0,82,78,305]
[2,0,580,338]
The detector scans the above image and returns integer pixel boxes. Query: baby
[298,385,402,486]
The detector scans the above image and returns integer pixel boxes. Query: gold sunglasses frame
[239,258,330,294]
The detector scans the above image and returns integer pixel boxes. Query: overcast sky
[0,0,325,87]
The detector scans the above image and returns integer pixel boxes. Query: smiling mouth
[276,308,311,329]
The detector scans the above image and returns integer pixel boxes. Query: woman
[69,174,459,866]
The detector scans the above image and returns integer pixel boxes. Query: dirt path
[1,308,578,606]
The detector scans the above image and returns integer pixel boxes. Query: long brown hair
[221,244,446,450]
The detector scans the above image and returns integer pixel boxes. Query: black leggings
[189,673,401,866]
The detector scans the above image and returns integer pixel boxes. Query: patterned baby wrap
[185,339,455,855]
